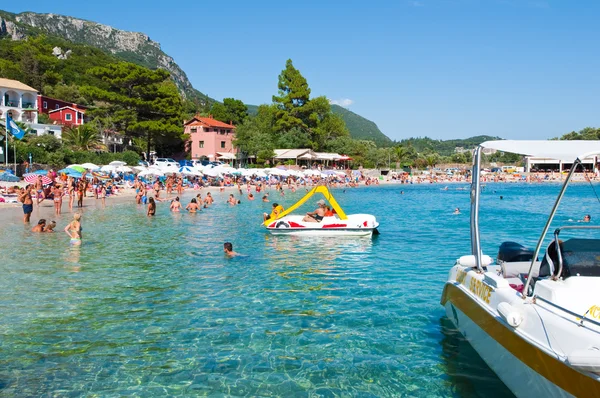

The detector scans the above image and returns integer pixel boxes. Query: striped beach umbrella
[23,174,52,185]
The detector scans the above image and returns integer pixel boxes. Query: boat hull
[268,227,377,237]
[443,289,572,397]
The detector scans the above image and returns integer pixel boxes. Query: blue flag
[6,115,25,140]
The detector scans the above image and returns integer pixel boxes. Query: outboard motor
[497,241,535,263]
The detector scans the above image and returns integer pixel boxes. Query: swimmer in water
[186,198,200,213]
[223,242,239,257]
[453,208,461,215]
[170,196,182,212]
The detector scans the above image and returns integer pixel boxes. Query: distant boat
[441,140,600,397]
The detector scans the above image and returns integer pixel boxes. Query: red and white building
[38,95,87,126]
[184,116,237,161]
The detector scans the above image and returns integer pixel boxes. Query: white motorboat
[441,140,600,397]
[263,185,379,237]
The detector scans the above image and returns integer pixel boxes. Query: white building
[0,78,39,124]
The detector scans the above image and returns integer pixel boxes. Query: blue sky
[4,1,600,141]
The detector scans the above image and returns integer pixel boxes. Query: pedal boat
[441,140,600,397]
[263,185,379,237]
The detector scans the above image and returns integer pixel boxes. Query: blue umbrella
[66,171,83,178]
[33,169,48,175]
[0,172,20,182]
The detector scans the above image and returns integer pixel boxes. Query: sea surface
[0,182,598,397]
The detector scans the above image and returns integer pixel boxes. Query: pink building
[184,116,237,161]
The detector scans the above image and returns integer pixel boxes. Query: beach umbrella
[66,171,83,178]
[0,172,20,182]
[254,170,267,178]
[23,174,52,184]
[138,169,164,177]
[68,165,86,173]
[202,168,221,177]
[116,166,133,173]
[101,165,116,172]
[32,169,48,175]
[81,163,100,170]
[109,161,127,167]
[178,166,201,176]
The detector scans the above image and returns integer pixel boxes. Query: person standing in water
[64,213,82,246]
[19,185,34,223]
[147,197,156,216]
[170,196,182,212]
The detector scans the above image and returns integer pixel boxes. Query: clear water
[0,182,598,396]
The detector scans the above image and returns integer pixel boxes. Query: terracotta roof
[185,116,235,129]
[0,78,37,92]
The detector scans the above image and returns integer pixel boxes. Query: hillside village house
[184,116,237,161]
[38,94,87,126]
[0,78,62,138]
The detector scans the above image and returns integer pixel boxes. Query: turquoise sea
[0,182,597,397]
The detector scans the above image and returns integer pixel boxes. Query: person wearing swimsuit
[170,196,182,212]
[303,199,326,222]
[147,197,156,216]
[64,213,82,245]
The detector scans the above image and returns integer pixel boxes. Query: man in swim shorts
[19,185,34,223]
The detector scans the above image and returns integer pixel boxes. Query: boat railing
[534,295,600,329]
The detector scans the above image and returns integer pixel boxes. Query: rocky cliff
[0,11,210,104]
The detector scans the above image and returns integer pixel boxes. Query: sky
[4,0,600,141]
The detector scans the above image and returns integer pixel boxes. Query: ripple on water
[2,183,593,396]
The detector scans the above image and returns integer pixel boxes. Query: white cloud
[329,98,354,107]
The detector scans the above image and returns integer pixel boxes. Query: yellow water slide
[263,185,348,225]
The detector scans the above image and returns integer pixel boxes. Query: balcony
[22,102,36,109]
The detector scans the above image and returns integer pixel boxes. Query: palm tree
[62,124,106,151]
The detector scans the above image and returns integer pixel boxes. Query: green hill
[399,135,500,156]
[246,104,392,146]
[330,105,392,147]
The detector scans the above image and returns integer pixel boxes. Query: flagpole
[4,119,7,168]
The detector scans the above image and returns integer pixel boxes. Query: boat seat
[539,238,600,279]
[501,261,540,278]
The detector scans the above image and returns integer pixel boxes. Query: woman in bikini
[53,185,63,215]
[64,213,82,246]
[147,197,156,216]
[170,196,182,212]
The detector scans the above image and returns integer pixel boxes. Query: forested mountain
[398,135,500,156]
[0,10,213,106]
[330,105,392,147]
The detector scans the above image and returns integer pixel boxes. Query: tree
[62,124,105,151]
[210,98,248,126]
[82,62,183,158]
[272,59,312,132]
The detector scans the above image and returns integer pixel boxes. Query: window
[65,114,72,121]
[220,129,225,134]
[220,141,226,148]
[191,127,197,133]
[199,141,204,148]
[43,101,47,109]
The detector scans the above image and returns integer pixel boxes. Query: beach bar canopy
[216,152,236,160]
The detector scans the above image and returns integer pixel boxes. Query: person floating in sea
[18,185,33,223]
[453,208,461,215]
[263,202,284,222]
[32,219,46,232]
[262,195,269,203]
[248,193,255,201]
[223,242,239,257]
[64,213,82,245]
[580,214,591,223]
[303,199,326,222]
